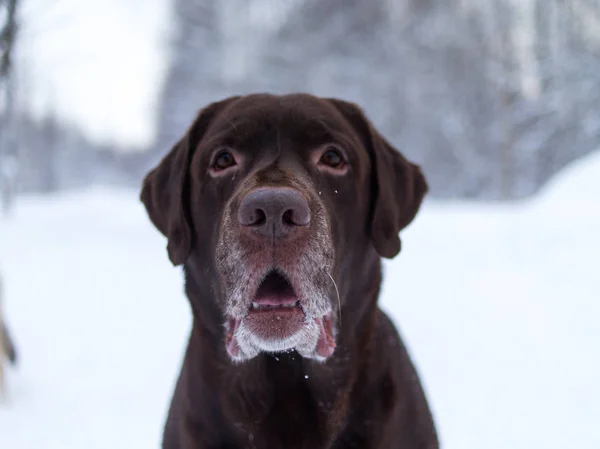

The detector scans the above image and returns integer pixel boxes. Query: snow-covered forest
[1,0,600,201]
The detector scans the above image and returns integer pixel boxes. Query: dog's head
[141,94,427,363]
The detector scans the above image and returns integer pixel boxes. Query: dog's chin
[225,311,336,363]
[224,271,337,363]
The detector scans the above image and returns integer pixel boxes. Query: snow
[1,150,599,448]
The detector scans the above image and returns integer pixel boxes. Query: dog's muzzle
[216,185,337,362]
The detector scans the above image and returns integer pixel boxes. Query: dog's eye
[212,150,237,171]
[320,148,345,168]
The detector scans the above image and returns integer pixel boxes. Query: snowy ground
[1,152,599,449]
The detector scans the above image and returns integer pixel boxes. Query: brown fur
[141,94,438,448]
[0,272,17,401]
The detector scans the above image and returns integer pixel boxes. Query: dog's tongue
[315,316,336,358]
[226,318,241,358]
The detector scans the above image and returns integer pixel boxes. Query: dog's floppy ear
[140,97,239,265]
[327,99,428,259]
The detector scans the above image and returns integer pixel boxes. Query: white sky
[15,0,171,148]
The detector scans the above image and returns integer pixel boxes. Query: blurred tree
[0,0,19,215]
[38,113,59,192]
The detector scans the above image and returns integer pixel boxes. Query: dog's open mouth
[251,270,299,310]
[225,270,336,361]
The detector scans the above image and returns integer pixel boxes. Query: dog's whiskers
[327,272,341,328]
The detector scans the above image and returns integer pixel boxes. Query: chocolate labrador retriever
[141,94,439,448]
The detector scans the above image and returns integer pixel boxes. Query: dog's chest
[228,372,338,449]
[237,396,328,449]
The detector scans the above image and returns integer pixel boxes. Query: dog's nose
[238,187,311,238]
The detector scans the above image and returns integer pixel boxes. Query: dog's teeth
[251,301,299,310]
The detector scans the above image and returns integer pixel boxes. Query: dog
[141,94,439,448]
[0,271,17,401]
